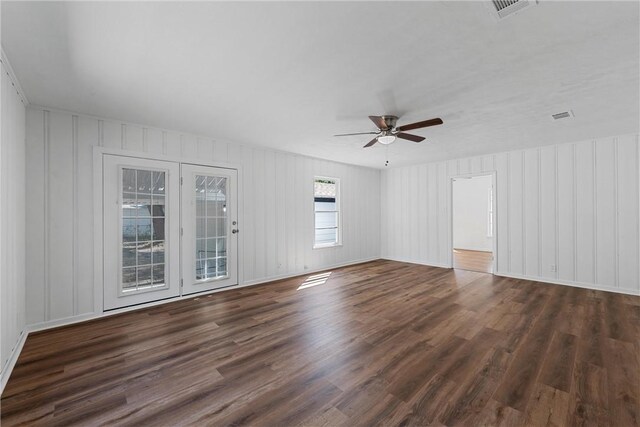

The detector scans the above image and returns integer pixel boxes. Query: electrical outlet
[550,264,557,273]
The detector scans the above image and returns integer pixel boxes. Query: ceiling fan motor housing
[380,115,399,130]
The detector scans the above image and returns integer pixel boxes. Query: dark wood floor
[2,260,639,426]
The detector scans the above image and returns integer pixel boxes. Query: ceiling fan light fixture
[377,135,396,145]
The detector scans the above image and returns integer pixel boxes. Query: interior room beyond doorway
[452,174,494,274]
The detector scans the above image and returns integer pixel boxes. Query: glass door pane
[121,168,167,294]
[195,175,228,280]
[182,164,238,295]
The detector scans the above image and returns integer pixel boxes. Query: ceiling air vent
[551,110,575,121]
[487,0,538,20]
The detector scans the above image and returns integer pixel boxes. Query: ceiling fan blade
[396,133,425,143]
[363,137,378,148]
[368,116,389,130]
[396,118,443,132]
[333,131,379,137]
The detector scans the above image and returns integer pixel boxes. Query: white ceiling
[2,1,638,168]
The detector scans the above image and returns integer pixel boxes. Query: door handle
[232,229,239,234]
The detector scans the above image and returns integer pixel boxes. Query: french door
[103,155,238,310]
[103,155,181,310]
[181,164,238,294]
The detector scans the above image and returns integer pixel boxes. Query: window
[121,168,166,293]
[314,177,340,248]
[487,186,494,238]
[195,175,228,280]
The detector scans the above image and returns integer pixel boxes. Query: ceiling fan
[334,115,443,148]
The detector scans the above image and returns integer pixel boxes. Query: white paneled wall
[1,57,27,385]
[25,107,381,326]
[381,134,640,295]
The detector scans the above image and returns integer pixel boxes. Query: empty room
[1,1,638,426]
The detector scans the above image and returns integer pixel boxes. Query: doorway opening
[451,174,495,274]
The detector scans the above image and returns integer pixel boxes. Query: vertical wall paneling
[24,107,381,328]
[43,110,50,320]
[508,152,524,275]
[539,146,557,280]
[146,128,163,154]
[524,149,539,277]
[617,134,640,292]
[165,132,181,158]
[265,151,277,277]
[418,165,427,262]
[102,120,120,149]
[575,141,595,284]
[1,56,27,387]
[594,139,615,288]
[77,117,98,314]
[124,125,143,152]
[72,115,79,315]
[197,137,213,160]
[241,147,254,282]
[25,108,45,324]
[427,164,438,264]
[556,143,575,282]
[381,134,640,295]
[410,166,419,263]
[48,112,74,320]
[437,162,448,264]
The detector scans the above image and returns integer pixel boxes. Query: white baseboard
[241,257,380,287]
[494,271,640,296]
[28,256,381,333]
[17,257,633,395]
[1,330,28,395]
[380,256,640,296]
[381,256,451,269]
[3,257,380,392]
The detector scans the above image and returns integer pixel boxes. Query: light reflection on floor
[297,271,332,290]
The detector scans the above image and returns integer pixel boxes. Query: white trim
[93,147,244,313]
[494,271,640,296]
[181,164,239,294]
[0,330,27,394]
[0,47,29,105]
[2,257,379,391]
[381,256,451,270]
[27,257,380,334]
[448,171,498,273]
[96,146,241,172]
[240,257,378,287]
[313,243,343,250]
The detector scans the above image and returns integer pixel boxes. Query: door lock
[232,229,239,234]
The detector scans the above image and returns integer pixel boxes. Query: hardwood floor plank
[604,338,639,426]
[524,383,571,427]
[488,286,567,411]
[567,361,610,426]
[436,347,511,426]
[1,260,637,426]
[539,331,579,393]
[472,398,526,426]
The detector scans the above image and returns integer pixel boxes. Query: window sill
[313,243,343,250]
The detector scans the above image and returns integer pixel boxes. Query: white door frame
[448,171,498,273]
[93,146,243,314]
